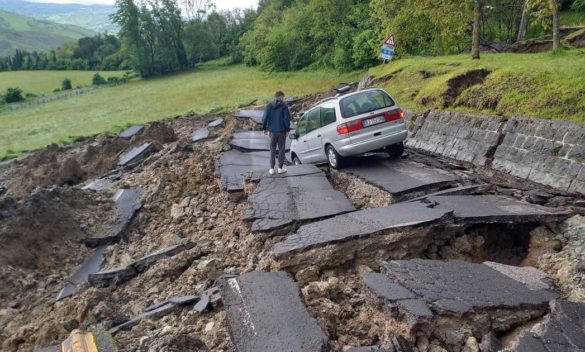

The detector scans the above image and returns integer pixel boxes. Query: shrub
[3,87,24,103]
[62,78,72,90]
[53,88,61,93]
[92,73,107,85]
[25,93,38,98]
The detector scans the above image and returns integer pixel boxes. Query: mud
[440,69,491,108]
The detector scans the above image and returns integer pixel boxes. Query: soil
[0,96,583,352]
[440,69,491,108]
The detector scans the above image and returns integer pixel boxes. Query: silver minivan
[289,88,408,169]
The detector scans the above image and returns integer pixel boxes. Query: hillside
[0,9,94,56]
[0,0,116,33]
[370,50,585,122]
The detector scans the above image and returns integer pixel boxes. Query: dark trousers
[270,132,286,169]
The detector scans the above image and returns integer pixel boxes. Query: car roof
[300,88,387,116]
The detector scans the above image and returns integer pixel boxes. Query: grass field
[370,50,585,122]
[0,62,360,159]
[0,70,127,97]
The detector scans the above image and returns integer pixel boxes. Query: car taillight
[337,119,363,134]
[384,110,404,122]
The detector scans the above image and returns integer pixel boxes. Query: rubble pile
[1,97,584,352]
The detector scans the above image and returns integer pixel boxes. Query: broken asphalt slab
[510,300,585,352]
[219,271,328,352]
[215,151,271,192]
[424,195,568,223]
[273,202,451,270]
[340,159,458,201]
[364,260,559,348]
[84,188,143,248]
[234,109,264,124]
[245,164,355,232]
[207,118,224,128]
[230,130,291,152]
[56,247,106,301]
[191,127,211,142]
[273,195,568,271]
[118,142,153,167]
[88,242,195,287]
[118,125,144,139]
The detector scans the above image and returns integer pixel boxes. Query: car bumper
[335,128,408,157]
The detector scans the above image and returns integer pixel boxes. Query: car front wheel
[326,145,345,169]
[292,155,302,165]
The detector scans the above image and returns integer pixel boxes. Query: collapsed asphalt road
[1,100,585,352]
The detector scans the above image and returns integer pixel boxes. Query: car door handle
[303,140,307,143]
[317,134,321,138]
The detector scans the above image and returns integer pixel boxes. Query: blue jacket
[262,98,291,133]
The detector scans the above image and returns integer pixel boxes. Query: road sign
[381,33,396,61]
[380,46,395,60]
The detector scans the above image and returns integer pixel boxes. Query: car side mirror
[289,132,297,140]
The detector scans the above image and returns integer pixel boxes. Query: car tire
[292,155,302,165]
[386,142,405,159]
[326,145,345,169]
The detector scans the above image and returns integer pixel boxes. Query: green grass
[0,62,360,159]
[560,11,585,26]
[369,50,585,122]
[0,70,127,96]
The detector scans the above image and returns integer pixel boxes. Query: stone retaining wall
[405,110,585,195]
[493,117,585,194]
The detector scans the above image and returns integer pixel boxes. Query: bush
[53,88,61,93]
[62,78,72,90]
[3,87,24,103]
[92,73,107,85]
[25,92,38,98]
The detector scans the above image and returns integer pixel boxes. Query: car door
[315,102,337,163]
[294,115,309,162]
[297,107,323,163]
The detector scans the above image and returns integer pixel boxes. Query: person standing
[262,91,291,174]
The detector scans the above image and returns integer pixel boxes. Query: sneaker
[278,167,287,174]
[269,169,275,175]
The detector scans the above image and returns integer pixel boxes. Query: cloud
[29,0,258,10]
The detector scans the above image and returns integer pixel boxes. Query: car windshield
[340,90,395,118]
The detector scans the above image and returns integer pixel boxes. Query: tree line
[1,0,583,75]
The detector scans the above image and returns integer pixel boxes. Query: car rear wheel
[292,155,302,165]
[386,142,405,159]
[326,145,345,169]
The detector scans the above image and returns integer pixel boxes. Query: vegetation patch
[370,50,585,122]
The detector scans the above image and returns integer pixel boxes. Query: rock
[170,203,186,220]
[527,190,553,205]
[462,337,479,352]
[478,333,501,352]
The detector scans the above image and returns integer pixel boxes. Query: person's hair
[275,91,285,98]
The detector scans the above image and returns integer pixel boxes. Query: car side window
[320,103,336,127]
[297,116,308,137]
[305,108,320,134]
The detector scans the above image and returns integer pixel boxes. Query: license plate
[363,115,385,128]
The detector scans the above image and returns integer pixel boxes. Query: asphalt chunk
[119,125,144,139]
[208,118,224,128]
[220,271,328,352]
[230,130,291,152]
[215,151,271,192]
[234,109,264,124]
[245,164,355,232]
[118,142,153,167]
[192,127,211,142]
[425,195,568,223]
[56,247,106,301]
[342,159,457,201]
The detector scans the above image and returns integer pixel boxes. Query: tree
[62,78,72,90]
[471,0,483,59]
[3,88,24,103]
[551,0,560,51]
[518,0,529,41]
[92,73,107,85]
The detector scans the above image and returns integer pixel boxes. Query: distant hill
[0,9,95,56]
[0,0,116,33]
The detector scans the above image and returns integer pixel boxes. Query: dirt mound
[567,29,585,48]
[509,39,553,53]
[0,122,178,198]
[441,69,491,108]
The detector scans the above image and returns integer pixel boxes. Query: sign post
[380,33,397,63]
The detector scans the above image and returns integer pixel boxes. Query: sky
[31,0,258,10]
